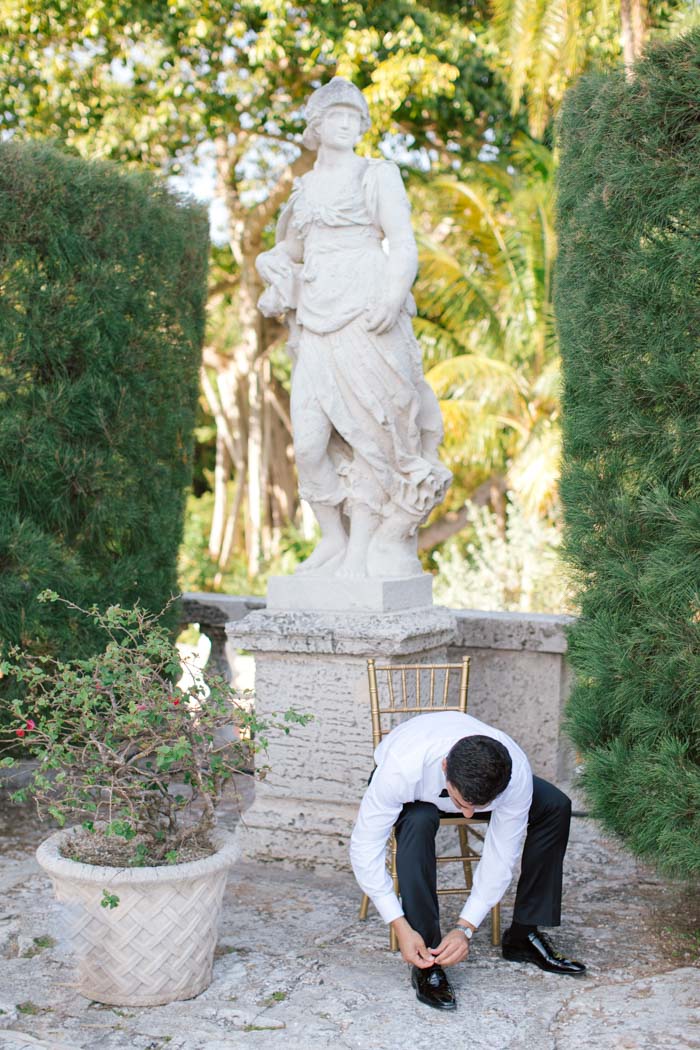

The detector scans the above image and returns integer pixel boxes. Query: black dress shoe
[411,964,457,1010]
[502,928,586,976]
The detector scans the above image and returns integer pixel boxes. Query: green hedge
[555,31,700,876]
[0,141,209,659]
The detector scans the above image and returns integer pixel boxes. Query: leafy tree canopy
[0,1,517,173]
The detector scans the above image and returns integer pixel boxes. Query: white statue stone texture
[256,77,451,579]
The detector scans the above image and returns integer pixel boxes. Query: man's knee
[396,801,440,838]
[552,788,572,828]
[531,777,572,828]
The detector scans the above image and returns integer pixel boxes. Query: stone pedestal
[226,606,457,871]
[266,573,433,612]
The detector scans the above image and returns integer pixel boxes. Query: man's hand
[391,917,435,968]
[430,926,473,967]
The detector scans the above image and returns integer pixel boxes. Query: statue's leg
[292,387,348,575]
[296,502,347,575]
[366,512,423,578]
[336,504,379,578]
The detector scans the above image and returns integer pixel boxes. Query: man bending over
[350,711,585,1011]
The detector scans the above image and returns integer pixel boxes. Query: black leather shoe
[411,964,457,1010]
[502,928,586,976]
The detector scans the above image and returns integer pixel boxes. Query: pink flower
[136,705,146,711]
[25,720,36,731]
[15,728,25,737]
[172,698,180,707]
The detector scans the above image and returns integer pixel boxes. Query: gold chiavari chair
[358,656,501,951]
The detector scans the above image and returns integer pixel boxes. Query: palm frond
[507,423,562,516]
[413,316,468,369]
[491,0,620,135]
[438,399,513,469]
[417,241,505,344]
[427,353,528,403]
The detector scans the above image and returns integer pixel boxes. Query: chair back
[366,656,471,750]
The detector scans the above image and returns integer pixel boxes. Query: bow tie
[439,788,449,798]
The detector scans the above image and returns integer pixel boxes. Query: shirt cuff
[372,892,404,924]
[459,895,490,930]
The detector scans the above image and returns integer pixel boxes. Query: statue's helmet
[302,77,370,150]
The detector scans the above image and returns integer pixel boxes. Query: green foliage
[490,0,621,137]
[178,491,315,594]
[490,0,697,137]
[416,138,562,518]
[433,497,574,613]
[0,1,524,579]
[0,140,208,675]
[1,593,311,865]
[0,1,515,168]
[556,31,700,876]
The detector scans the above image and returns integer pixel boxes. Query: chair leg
[491,904,501,946]
[390,830,400,952]
[457,825,473,889]
[359,893,370,921]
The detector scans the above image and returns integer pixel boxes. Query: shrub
[555,30,700,876]
[0,140,209,667]
[1,592,310,867]
[433,498,574,614]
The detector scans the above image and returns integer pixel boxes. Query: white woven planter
[36,826,239,1006]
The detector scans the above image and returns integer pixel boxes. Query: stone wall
[180,594,576,786]
[449,610,575,783]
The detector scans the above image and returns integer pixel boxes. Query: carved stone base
[226,605,457,870]
[266,573,433,612]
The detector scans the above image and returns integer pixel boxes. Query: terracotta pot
[36,826,238,1006]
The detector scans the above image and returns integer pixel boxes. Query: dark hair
[445,736,512,806]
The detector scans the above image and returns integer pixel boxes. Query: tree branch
[199,365,239,464]
[244,147,315,248]
[418,475,506,550]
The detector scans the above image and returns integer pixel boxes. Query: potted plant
[0,591,309,1007]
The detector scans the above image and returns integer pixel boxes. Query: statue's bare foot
[366,538,422,578]
[296,535,347,575]
[336,548,368,578]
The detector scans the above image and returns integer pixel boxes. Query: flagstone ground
[0,776,697,1050]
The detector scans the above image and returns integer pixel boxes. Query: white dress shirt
[349,711,533,929]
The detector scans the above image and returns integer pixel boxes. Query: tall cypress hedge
[555,31,700,876]
[0,141,209,660]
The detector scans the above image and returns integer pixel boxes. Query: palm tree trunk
[209,430,230,559]
[215,138,313,576]
[237,261,265,576]
[621,0,649,72]
[260,356,272,560]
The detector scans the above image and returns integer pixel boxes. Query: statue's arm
[256,199,304,321]
[275,207,304,264]
[367,163,419,335]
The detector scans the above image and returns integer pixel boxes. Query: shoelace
[426,968,444,986]
[534,932,564,960]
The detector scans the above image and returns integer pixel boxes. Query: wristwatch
[456,925,474,940]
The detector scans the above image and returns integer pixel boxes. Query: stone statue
[256,77,451,579]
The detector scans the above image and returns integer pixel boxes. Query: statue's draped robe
[258,158,451,525]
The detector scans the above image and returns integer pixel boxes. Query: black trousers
[394,776,572,948]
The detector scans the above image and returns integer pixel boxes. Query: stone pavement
[0,778,697,1050]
